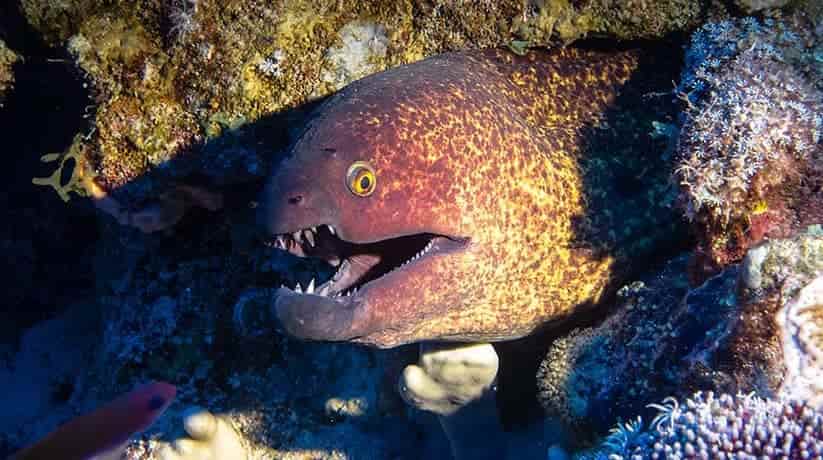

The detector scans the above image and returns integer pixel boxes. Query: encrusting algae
[0,39,19,107]
[20,0,715,214]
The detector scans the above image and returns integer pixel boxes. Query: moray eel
[259,46,676,348]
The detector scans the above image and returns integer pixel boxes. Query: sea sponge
[157,408,249,460]
[536,327,603,437]
[399,343,499,417]
[674,15,823,279]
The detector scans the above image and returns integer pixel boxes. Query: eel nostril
[288,195,303,205]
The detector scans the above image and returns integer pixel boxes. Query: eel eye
[346,161,376,197]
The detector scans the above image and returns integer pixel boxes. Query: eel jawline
[265,226,469,342]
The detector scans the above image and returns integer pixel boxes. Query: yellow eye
[346,161,376,197]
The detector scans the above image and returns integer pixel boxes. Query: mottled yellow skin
[263,47,646,348]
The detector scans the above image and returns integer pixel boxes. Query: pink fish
[12,381,176,460]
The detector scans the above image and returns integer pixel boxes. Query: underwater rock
[508,0,708,45]
[581,392,823,460]
[778,275,823,410]
[0,39,19,107]
[673,14,823,281]
[536,229,823,446]
[734,0,791,13]
[0,304,99,453]
[18,0,722,226]
[68,216,444,459]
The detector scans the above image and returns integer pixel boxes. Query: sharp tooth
[276,236,286,248]
[293,231,302,244]
[327,225,336,235]
[294,283,303,294]
[304,229,315,247]
[316,284,331,297]
[310,226,318,234]
[306,278,315,294]
[330,258,341,267]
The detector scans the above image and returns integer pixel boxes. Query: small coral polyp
[589,392,823,460]
[674,16,823,278]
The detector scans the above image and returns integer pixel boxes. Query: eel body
[259,46,672,348]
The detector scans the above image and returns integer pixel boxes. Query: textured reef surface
[19,0,719,222]
[674,14,823,282]
[2,0,823,459]
[581,392,823,459]
[538,229,823,449]
[0,39,19,106]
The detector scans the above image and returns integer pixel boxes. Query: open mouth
[263,224,468,300]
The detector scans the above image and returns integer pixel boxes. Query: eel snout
[273,288,369,341]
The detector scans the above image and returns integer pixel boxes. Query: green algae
[31,135,91,202]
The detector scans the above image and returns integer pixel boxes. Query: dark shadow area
[0,4,96,348]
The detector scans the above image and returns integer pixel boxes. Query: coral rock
[537,229,823,444]
[21,0,718,211]
[0,39,19,106]
[674,15,823,281]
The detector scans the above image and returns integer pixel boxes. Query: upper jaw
[264,223,338,252]
[262,219,469,301]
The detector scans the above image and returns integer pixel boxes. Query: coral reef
[735,0,791,13]
[536,229,823,446]
[17,0,720,224]
[508,0,706,45]
[778,274,823,410]
[581,392,823,460]
[674,14,823,280]
[1,200,450,458]
[0,39,19,106]
[0,305,99,451]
